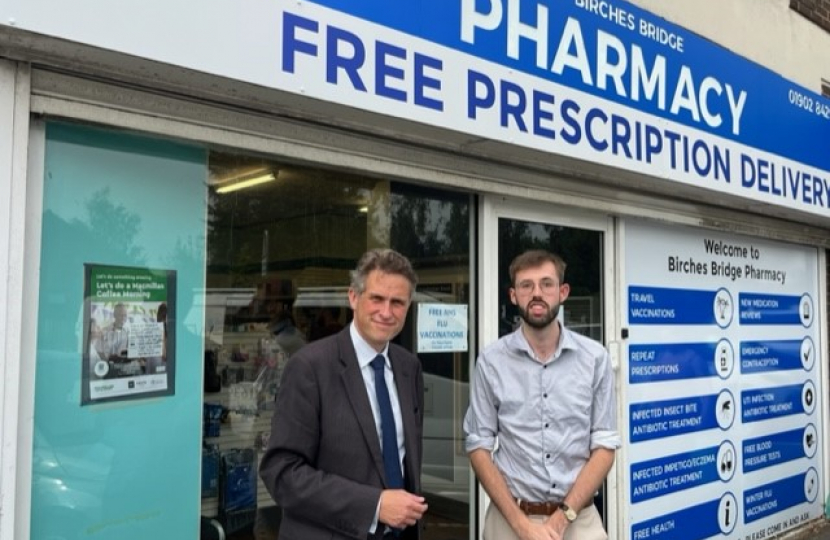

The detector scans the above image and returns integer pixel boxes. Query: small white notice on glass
[417,304,468,353]
[127,322,165,358]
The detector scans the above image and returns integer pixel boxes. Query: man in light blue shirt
[464,250,620,540]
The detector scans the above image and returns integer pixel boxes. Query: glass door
[476,196,617,539]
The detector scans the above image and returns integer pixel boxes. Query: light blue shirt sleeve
[590,348,622,451]
[463,350,498,454]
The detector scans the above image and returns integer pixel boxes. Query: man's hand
[515,518,562,540]
[378,490,428,529]
[544,510,569,540]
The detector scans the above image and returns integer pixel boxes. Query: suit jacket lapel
[337,331,386,482]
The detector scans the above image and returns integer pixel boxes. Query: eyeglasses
[514,279,560,295]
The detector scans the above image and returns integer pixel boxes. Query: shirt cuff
[464,434,495,454]
[369,494,381,534]
[590,429,621,450]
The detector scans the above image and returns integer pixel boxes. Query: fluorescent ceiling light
[216,172,276,194]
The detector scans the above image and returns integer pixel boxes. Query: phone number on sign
[789,89,830,119]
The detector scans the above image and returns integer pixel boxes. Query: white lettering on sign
[460,0,747,134]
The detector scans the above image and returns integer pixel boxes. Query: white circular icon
[713,289,734,328]
[804,468,819,503]
[803,424,818,459]
[799,294,813,328]
[716,390,736,430]
[714,340,735,379]
[719,492,738,534]
[94,360,109,378]
[801,337,815,371]
[802,381,816,415]
[717,441,737,482]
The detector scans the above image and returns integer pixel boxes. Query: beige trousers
[483,501,608,540]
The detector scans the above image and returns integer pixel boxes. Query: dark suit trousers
[368,525,417,540]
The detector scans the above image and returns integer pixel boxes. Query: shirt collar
[349,322,390,369]
[506,319,577,361]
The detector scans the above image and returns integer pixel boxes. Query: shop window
[32,123,207,540]
[202,152,472,539]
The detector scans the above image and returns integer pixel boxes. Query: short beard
[518,299,558,329]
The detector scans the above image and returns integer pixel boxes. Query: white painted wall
[629,0,830,93]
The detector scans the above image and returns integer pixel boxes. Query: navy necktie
[371,354,404,490]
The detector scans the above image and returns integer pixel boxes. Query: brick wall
[791,0,830,33]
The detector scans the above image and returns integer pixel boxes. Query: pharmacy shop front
[1,1,829,540]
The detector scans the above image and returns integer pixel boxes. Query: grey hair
[350,249,418,298]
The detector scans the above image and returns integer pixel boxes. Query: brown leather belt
[517,500,562,516]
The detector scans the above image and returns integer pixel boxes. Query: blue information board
[623,221,822,539]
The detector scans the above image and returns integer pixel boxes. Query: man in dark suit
[260,249,427,540]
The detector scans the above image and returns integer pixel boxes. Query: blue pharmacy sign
[270,0,830,218]
[4,0,830,218]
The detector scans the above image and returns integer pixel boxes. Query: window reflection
[203,152,472,540]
